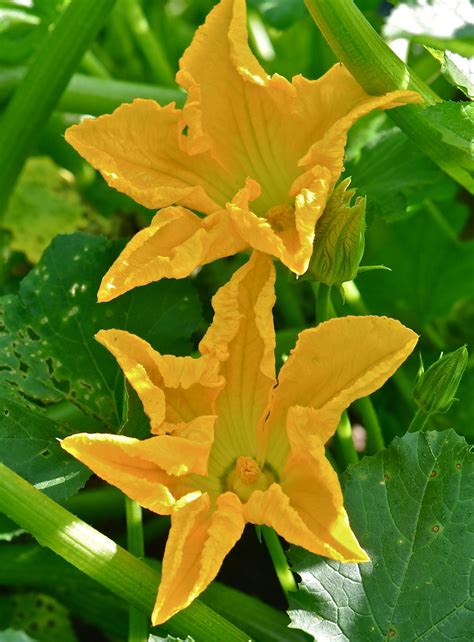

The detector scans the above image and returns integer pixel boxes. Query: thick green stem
[261,526,298,596]
[353,396,385,453]
[81,50,112,79]
[0,543,303,642]
[315,283,333,323]
[0,463,249,641]
[125,498,147,642]
[304,0,473,193]
[0,67,184,116]
[122,0,174,85]
[408,407,430,433]
[0,0,117,217]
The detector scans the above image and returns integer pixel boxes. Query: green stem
[304,0,473,193]
[407,407,430,433]
[81,50,112,79]
[125,498,148,642]
[315,282,333,323]
[335,411,359,467]
[261,526,298,596]
[0,67,184,116]
[122,0,174,85]
[0,463,249,641]
[1,543,303,642]
[0,0,117,217]
[353,396,385,453]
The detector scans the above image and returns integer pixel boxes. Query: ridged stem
[0,0,117,216]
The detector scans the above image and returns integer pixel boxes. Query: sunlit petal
[152,492,244,625]
[98,207,247,301]
[199,252,276,476]
[61,433,200,514]
[264,316,418,468]
[65,101,236,213]
[244,443,367,562]
[96,329,222,433]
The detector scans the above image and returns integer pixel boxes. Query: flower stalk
[261,526,298,597]
[125,498,148,642]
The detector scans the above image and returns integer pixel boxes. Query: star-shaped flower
[65,0,420,302]
[61,252,417,624]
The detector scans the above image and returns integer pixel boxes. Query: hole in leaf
[40,449,51,458]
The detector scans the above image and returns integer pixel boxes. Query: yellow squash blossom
[65,0,420,303]
[61,252,417,624]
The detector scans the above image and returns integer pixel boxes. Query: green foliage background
[0,1,472,641]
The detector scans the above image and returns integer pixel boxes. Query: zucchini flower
[65,0,420,302]
[61,253,417,624]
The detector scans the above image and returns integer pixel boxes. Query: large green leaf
[288,429,473,641]
[345,127,445,220]
[0,233,202,499]
[358,203,474,329]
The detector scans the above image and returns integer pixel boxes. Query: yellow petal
[65,101,236,213]
[244,443,367,562]
[177,0,304,211]
[98,207,246,301]
[227,167,331,274]
[96,329,222,433]
[265,316,418,467]
[199,252,276,477]
[61,433,200,514]
[294,65,422,184]
[152,492,244,624]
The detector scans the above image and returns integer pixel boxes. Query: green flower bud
[306,178,366,286]
[413,346,468,415]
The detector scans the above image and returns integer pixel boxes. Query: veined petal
[227,168,331,275]
[244,444,367,562]
[97,207,247,302]
[177,0,305,212]
[199,252,276,477]
[96,329,222,433]
[152,492,244,624]
[61,433,201,515]
[265,316,418,468]
[65,100,236,213]
[294,65,422,183]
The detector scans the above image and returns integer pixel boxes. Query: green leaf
[3,157,87,263]
[0,631,37,642]
[358,202,474,328]
[421,102,474,163]
[0,233,202,499]
[148,635,194,642]
[289,429,473,641]
[0,514,23,542]
[250,0,306,30]
[345,128,446,220]
[7,594,77,642]
[442,51,474,99]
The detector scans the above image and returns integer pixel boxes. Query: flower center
[266,203,294,233]
[226,456,275,502]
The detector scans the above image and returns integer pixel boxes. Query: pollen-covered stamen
[266,203,294,232]
[236,456,261,484]
[226,456,276,502]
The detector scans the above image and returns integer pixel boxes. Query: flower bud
[306,178,366,286]
[413,346,468,415]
